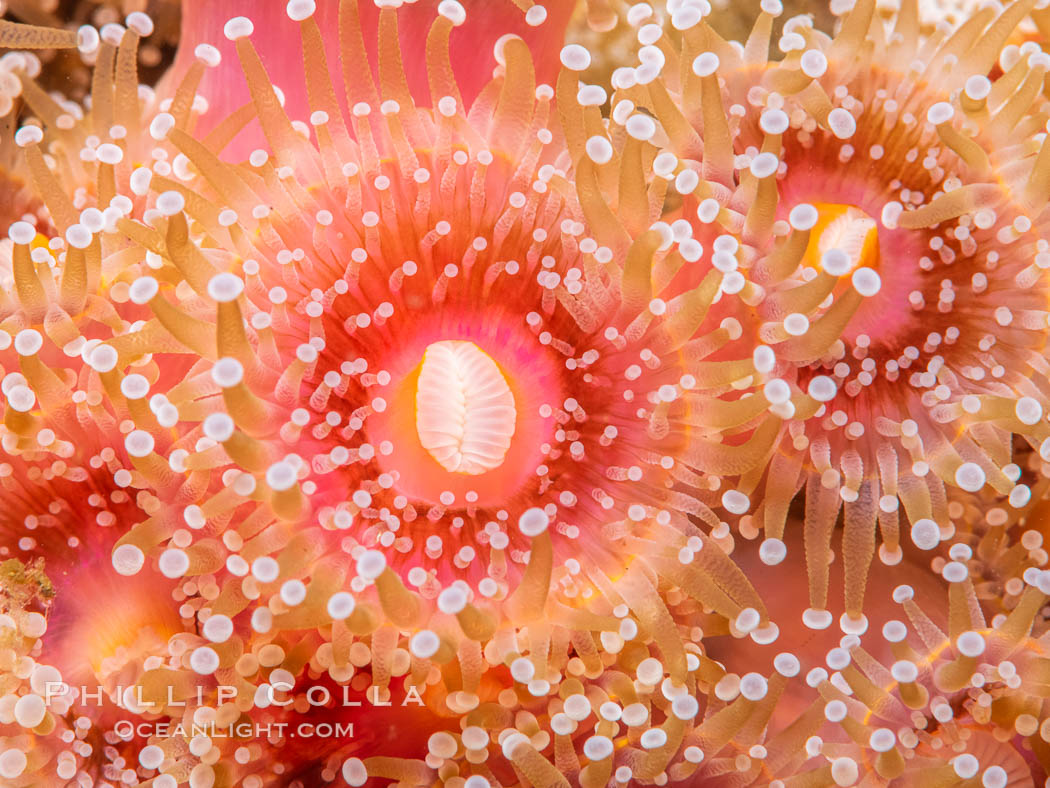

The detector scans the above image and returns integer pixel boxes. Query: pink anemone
[0,0,781,784]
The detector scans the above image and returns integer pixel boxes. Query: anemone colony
[1,0,1050,786]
